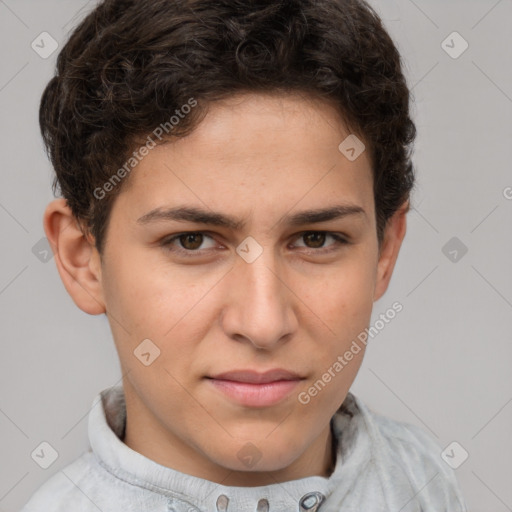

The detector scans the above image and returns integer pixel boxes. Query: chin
[209,438,302,474]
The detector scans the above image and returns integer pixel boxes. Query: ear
[43,198,106,315]
[373,201,408,302]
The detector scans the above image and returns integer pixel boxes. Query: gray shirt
[20,385,467,511]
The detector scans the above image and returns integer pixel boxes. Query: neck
[122,382,336,486]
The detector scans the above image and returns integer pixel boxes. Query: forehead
[115,92,375,224]
[154,92,366,167]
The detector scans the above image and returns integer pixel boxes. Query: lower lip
[207,378,301,407]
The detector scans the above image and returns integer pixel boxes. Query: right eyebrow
[136,203,366,230]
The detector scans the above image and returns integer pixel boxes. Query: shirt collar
[88,384,369,511]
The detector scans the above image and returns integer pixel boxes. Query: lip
[208,368,303,384]
[206,369,304,408]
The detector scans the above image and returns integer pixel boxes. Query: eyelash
[159,231,349,258]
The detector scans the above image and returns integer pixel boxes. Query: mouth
[205,369,305,408]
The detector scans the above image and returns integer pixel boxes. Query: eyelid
[291,231,349,254]
[293,231,349,246]
[160,231,220,255]
[159,230,349,256]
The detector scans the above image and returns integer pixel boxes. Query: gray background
[0,0,511,510]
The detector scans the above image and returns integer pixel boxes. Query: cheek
[298,254,376,400]
[103,261,214,401]
[310,257,377,334]
[103,248,205,331]
[297,263,375,413]
[103,256,231,381]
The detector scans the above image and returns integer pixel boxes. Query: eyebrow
[136,204,366,230]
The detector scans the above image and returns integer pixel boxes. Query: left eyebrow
[284,204,366,226]
[136,204,366,230]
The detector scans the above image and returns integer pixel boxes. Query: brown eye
[177,233,204,250]
[160,232,218,257]
[303,232,326,248]
[293,231,348,253]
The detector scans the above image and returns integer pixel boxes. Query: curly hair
[39,0,416,254]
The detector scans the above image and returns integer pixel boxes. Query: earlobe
[44,198,106,315]
[373,202,408,302]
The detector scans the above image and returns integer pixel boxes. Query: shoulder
[348,393,468,511]
[20,451,106,511]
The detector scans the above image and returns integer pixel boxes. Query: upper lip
[208,369,303,384]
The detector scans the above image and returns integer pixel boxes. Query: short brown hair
[39,0,416,253]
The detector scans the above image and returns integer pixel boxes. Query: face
[48,92,406,486]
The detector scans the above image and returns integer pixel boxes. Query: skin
[44,92,407,486]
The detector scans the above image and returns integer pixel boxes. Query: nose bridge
[225,241,295,348]
[247,255,283,311]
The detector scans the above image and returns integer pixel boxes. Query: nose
[220,247,297,350]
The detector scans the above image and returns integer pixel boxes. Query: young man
[22,0,467,510]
